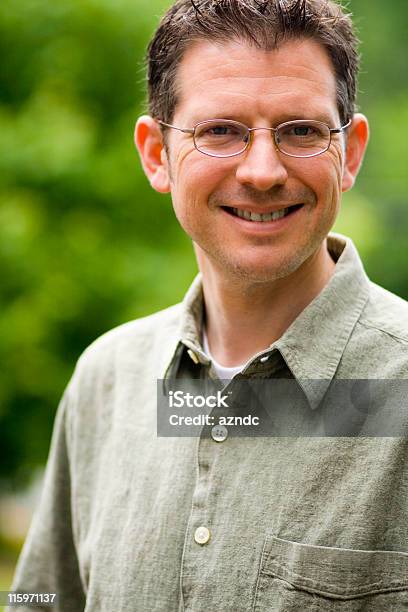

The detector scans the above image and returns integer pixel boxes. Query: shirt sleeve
[6,390,86,612]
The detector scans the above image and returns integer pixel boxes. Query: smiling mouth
[222,204,303,222]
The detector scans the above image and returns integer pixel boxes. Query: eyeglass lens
[194,120,331,157]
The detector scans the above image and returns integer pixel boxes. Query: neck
[197,240,335,367]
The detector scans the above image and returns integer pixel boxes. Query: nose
[235,129,288,191]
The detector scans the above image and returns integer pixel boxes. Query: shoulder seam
[357,319,408,344]
[76,302,183,361]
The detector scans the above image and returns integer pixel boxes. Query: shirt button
[194,526,211,545]
[211,424,228,442]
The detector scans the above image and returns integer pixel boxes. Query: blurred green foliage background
[0,0,407,496]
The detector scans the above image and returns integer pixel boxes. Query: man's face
[149,38,362,282]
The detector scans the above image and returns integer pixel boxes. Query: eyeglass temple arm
[156,119,194,135]
[330,119,352,134]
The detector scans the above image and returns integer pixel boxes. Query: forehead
[174,38,339,122]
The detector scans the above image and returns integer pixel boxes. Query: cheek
[169,159,210,228]
[172,154,231,206]
[301,153,343,202]
[325,144,345,185]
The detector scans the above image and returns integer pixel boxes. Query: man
[8,0,408,611]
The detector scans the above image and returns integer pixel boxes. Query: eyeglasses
[157,118,352,159]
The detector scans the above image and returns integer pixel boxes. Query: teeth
[271,209,286,221]
[233,207,288,222]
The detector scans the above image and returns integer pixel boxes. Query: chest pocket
[253,535,408,611]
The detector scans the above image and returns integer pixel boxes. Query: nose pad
[247,128,280,152]
[235,128,288,190]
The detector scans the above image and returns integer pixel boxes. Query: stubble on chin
[194,239,315,286]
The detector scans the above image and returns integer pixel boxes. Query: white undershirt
[202,328,247,380]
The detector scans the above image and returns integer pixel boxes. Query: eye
[293,125,315,136]
[208,125,231,136]
[201,123,242,137]
[195,121,247,142]
[285,124,322,138]
[277,122,326,142]
[193,121,249,156]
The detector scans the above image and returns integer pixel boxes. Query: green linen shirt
[8,234,408,612]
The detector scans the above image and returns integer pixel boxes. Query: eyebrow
[190,111,337,126]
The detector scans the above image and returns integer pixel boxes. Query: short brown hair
[146,0,359,125]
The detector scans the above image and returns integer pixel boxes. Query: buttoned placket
[177,348,287,611]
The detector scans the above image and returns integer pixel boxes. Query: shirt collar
[159,273,208,383]
[165,234,371,409]
[272,234,371,408]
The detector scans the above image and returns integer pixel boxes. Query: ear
[342,113,369,192]
[134,115,171,193]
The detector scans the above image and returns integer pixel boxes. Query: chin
[221,254,305,283]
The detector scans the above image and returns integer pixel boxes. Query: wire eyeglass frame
[156,117,352,159]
